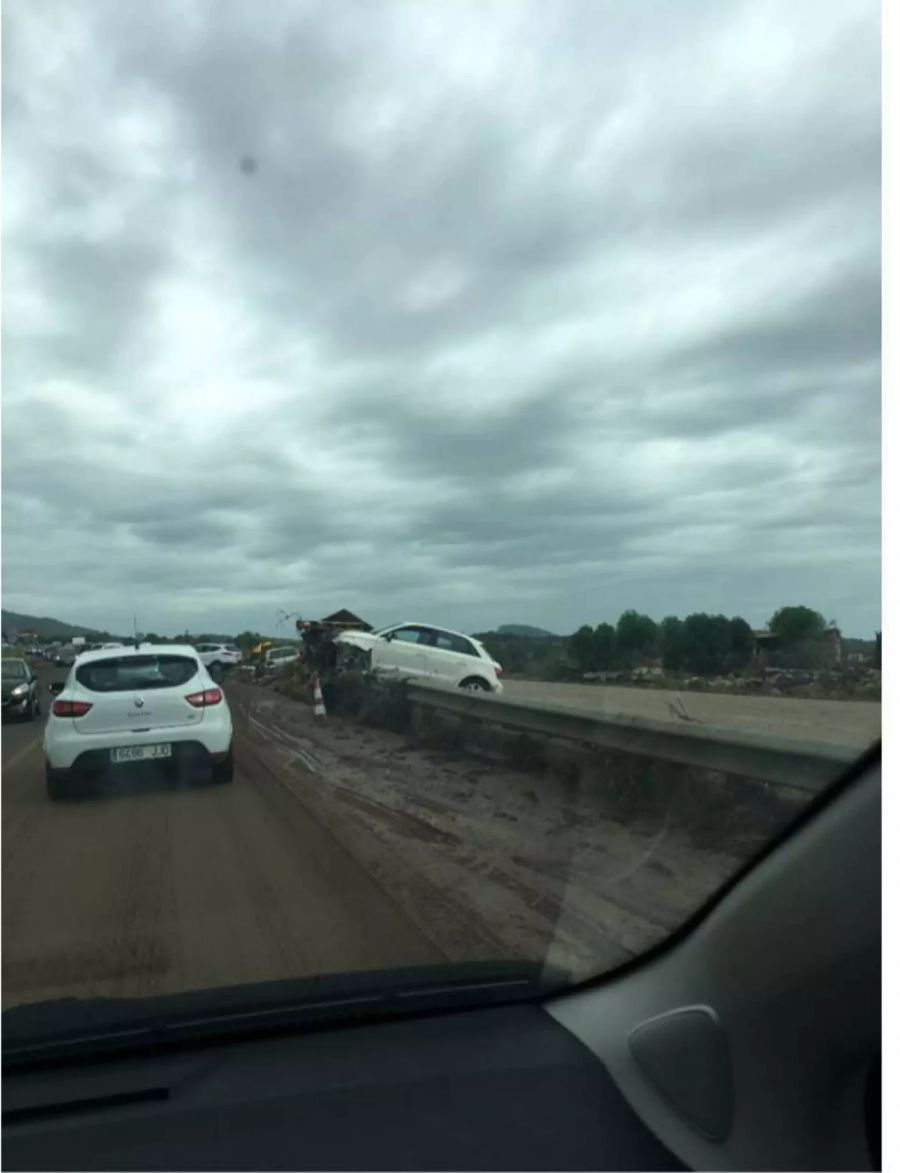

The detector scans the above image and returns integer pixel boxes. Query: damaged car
[335,622,503,693]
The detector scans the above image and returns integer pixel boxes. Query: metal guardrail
[405,682,862,793]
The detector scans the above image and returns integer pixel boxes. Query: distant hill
[496,624,557,639]
[1,609,117,641]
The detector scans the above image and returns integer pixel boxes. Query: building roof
[319,609,371,629]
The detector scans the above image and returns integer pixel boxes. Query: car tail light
[494,664,504,677]
[52,700,93,718]
[185,688,223,707]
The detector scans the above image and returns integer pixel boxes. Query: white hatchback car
[335,623,503,693]
[43,645,234,799]
[195,642,243,671]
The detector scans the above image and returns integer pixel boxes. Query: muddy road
[4,676,785,1011]
[2,692,444,1010]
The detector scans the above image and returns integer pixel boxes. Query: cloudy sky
[2,0,880,638]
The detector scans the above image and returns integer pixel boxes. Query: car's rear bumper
[45,739,232,781]
[44,720,233,769]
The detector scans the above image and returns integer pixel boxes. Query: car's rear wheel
[45,765,70,801]
[459,677,491,692]
[211,750,234,784]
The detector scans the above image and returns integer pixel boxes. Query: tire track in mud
[233,683,745,978]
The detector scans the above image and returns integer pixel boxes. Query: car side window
[390,627,429,645]
[433,631,479,657]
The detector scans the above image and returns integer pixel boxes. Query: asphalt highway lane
[2,676,445,1011]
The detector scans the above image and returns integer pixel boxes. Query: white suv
[335,623,503,693]
[195,643,242,671]
[43,645,234,799]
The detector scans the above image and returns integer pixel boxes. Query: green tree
[660,616,685,671]
[615,610,658,667]
[769,605,827,647]
[728,616,754,669]
[681,613,733,675]
[569,624,598,672]
[592,623,616,669]
[234,630,262,652]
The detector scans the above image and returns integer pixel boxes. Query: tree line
[566,605,838,676]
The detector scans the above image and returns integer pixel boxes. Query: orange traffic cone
[313,675,327,718]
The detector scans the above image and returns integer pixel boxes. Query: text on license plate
[111,744,172,763]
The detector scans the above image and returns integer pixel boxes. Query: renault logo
[133,696,145,708]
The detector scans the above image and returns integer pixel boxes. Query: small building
[319,609,372,632]
[752,629,780,665]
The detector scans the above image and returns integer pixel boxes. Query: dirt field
[503,680,881,748]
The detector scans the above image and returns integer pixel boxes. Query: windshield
[1,0,879,1055]
[75,655,199,692]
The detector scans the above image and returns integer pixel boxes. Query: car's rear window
[75,655,199,693]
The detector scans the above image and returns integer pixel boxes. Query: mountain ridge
[1,609,115,641]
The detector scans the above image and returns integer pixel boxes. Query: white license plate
[111,744,172,763]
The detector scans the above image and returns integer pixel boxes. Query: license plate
[111,744,172,763]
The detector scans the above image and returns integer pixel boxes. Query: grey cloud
[1,0,880,638]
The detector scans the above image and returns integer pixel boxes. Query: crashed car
[335,622,503,693]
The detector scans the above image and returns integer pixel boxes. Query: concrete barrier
[404,682,861,794]
[326,672,867,853]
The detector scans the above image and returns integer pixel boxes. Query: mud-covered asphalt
[2,673,446,1010]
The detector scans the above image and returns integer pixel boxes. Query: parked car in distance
[195,643,243,671]
[336,623,503,693]
[75,643,103,657]
[265,645,302,670]
[2,657,41,722]
[43,645,234,800]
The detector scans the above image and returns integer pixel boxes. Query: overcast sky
[2,0,880,638]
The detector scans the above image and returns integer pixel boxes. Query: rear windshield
[75,655,199,693]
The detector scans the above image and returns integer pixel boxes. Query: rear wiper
[3,961,568,1068]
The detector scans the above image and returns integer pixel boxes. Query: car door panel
[429,631,483,685]
[378,627,430,679]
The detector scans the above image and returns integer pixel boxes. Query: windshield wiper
[3,961,568,1068]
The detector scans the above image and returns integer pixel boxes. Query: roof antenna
[134,615,141,651]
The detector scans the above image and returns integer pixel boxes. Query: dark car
[1,658,40,722]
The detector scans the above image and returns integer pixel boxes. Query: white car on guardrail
[335,622,503,693]
[43,644,234,800]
